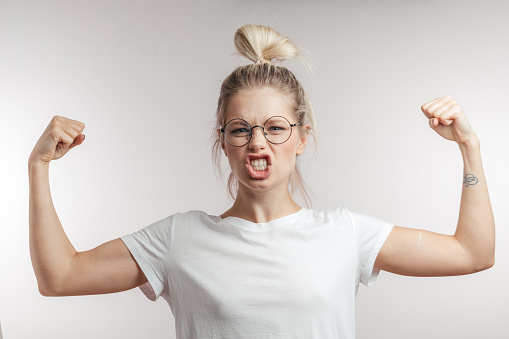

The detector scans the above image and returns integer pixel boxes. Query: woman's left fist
[421,96,478,146]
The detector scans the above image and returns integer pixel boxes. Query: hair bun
[234,25,299,64]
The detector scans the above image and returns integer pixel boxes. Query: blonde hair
[211,24,317,207]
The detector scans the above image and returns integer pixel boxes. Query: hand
[29,115,86,165]
[421,96,478,146]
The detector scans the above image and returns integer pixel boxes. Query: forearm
[29,160,77,294]
[454,138,495,268]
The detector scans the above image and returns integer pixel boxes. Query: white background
[1,0,508,338]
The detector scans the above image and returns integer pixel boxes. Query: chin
[239,175,289,193]
[240,178,271,191]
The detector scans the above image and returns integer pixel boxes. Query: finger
[438,105,461,125]
[72,121,86,133]
[57,115,85,129]
[421,97,443,115]
[430,99,457,119]
[429,118,438,129]
[53,116,86,136]
[68,134,85,150]
[75,133,85,145]
[62,123,84,142]
[70,123,85,135]
[426,96,454,115]
[55,130,76,148]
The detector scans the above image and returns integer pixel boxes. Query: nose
[248,126,267,150]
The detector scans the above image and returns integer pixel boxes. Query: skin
[219,87,310,223]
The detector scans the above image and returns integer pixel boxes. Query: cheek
[278,143,299,167]
[286,135,302,157]
[225,148,243,171]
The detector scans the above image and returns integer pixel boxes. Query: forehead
[224,88,294,124]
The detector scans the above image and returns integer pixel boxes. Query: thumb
[69,134,85,150]
[429,118,437,129]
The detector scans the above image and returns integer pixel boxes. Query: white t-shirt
[120,206,394,339]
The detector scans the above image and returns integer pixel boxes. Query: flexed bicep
[44,238,147,297]
[374,226,487,277]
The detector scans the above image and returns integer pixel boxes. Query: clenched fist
[29,115,86,165]
[421,96,478,146]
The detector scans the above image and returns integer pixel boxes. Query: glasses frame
[220,115,301,147]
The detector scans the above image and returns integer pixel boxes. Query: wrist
[28,157,50,171]
[458,135,480,151]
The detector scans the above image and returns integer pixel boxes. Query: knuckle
[50,125,60,135]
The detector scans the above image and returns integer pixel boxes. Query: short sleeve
[120,215,175,301]
[345,208,394,287]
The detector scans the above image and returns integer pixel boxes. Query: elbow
[484,256,495,270]
[34,273,54,296]
[39,289,54,297]
[38,283,53,297]
[471,256,495,273]
[38,283,55,297]
[37,280,63,297]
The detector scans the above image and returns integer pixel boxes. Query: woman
[28,25,495,338]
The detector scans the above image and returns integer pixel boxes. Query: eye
[231,128,250,134]
[267,126,285,131]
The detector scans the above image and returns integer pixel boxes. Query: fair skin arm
[374,97,495,276]
[29,116,147,296]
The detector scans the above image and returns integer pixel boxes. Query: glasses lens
[264,117,292,144]
[224,119,251,146]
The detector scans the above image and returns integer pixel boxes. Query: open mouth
[245,154,272,179]
[250,158,268,171]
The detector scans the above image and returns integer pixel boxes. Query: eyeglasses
[220,116,301,147]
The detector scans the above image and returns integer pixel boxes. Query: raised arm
[29,116,147,296]
[374,97,495,276]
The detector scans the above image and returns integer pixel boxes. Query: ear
[296,124,310,155]
[218,129,228,157]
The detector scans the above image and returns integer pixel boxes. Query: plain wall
[1,0,508,338]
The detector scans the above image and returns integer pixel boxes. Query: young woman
[29,25,495,338]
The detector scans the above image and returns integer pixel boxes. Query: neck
[221,184,302,223]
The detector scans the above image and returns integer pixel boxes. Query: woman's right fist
[29,115,86,165]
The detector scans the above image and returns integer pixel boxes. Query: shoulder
[174,210,220,223]
[135,210,216,240]
[138,210,212,232]
[301,206,354,232]
[306,206,352,222]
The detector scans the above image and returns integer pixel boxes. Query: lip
[245,153,272,180]
[245,153,272,165]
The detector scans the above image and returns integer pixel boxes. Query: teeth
[250,158,268,171]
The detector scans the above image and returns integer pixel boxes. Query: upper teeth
[251,158,268,171]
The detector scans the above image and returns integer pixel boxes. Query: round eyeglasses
[220,116,301,147]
